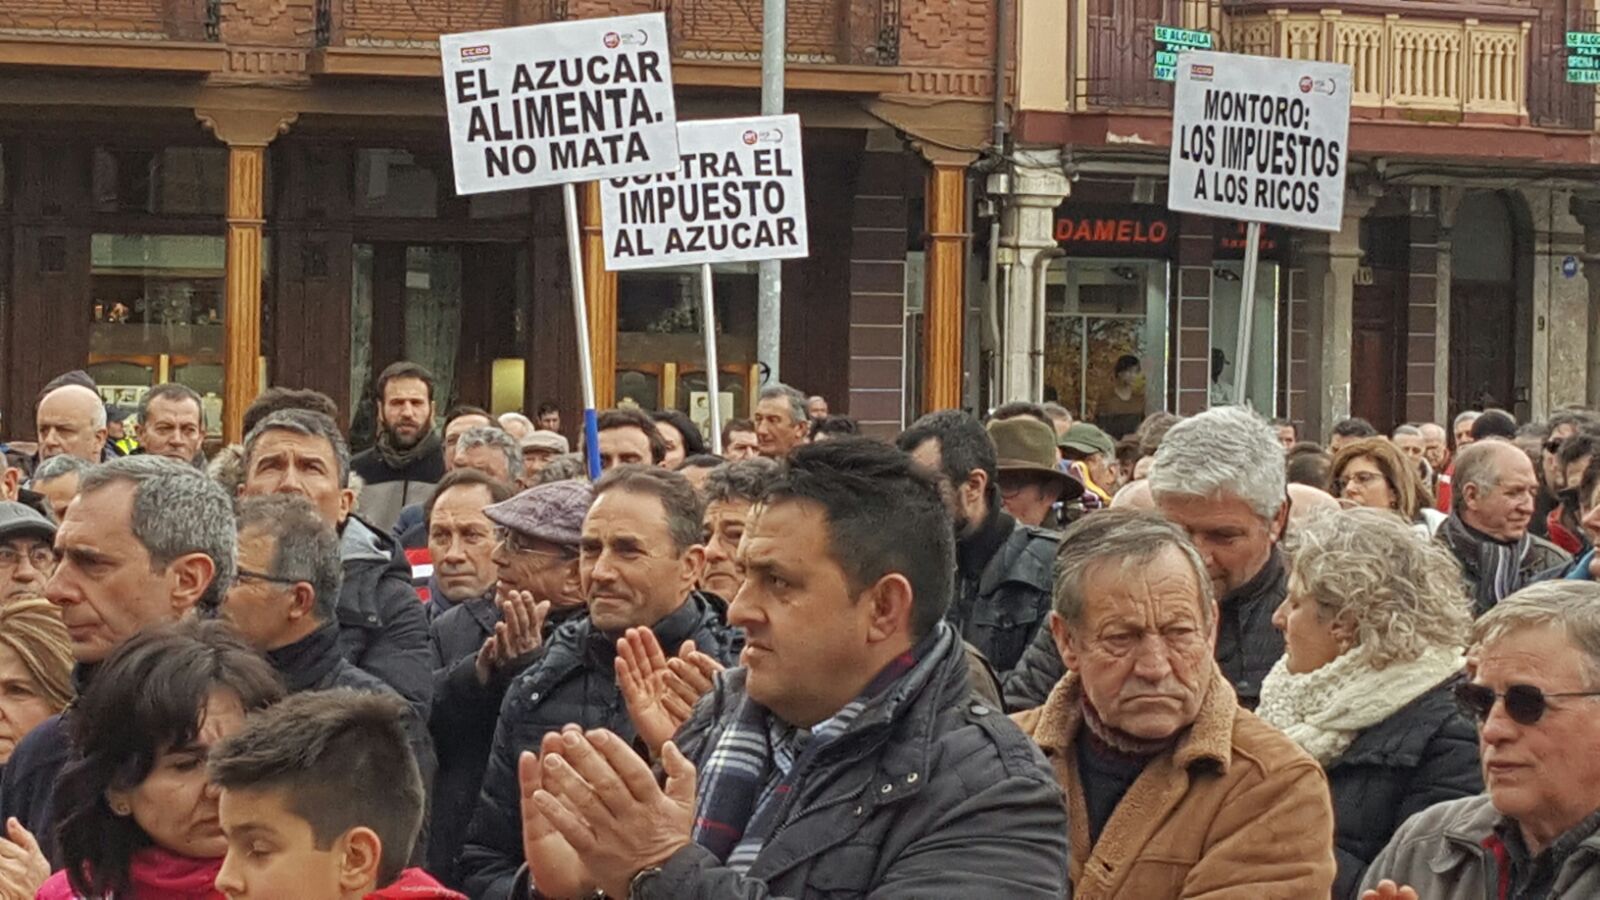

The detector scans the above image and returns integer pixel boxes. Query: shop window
[88,233,226,431]
[1042,259,1169,440]
[1209,261,1281,416]
[615,264,758,417]
[92,147,226,216]
[355,149,440,218]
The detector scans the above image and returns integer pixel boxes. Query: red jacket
[366,868,466,899]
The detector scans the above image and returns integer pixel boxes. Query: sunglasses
[1454,681,1600,726]
[1546,439,1565,455]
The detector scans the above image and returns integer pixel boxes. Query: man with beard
[353,362,447,534]
[896,410,1057,678]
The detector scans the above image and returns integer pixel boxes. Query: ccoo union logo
[460,44,490,60]
[1190,63,1214,81]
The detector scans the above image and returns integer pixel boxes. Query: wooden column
[197,108,297,443]
[922,159,970,412]
[581,181,618,409]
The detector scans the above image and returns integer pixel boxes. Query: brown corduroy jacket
[1013,667,1337,899]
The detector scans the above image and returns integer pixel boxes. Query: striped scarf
[1441,514,1534,615]
[690,623,954,872]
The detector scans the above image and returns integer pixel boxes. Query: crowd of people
[0,361,1597,898]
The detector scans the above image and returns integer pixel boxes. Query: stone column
[997,148,1071,403]
[197,107,297,443]
[1434,187,1461,427]
[581,181,618,409]
[1527,188,1586,418]
[1302,190,1375,442]
[1576,196,1600,409]
[920,151,974,412]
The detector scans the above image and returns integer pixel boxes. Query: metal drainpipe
[1033,247,1066,400]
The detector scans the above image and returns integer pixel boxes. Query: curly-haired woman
[1260,507,1482,899]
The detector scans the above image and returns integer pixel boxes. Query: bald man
[35,385,107,463]
[1439,438,1570,615]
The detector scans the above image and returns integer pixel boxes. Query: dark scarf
[1076,695,1178,845]
[690,623,953,870]
[1441,514,1534,614]
[266,625,344,693]
[376,428,442,473]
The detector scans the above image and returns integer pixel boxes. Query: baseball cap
[1059,422,1116,458]
[0,502,56,544]
[484,479,593,550]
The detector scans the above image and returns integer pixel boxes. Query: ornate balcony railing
[666,0,899,66]
[1069,0,1593,131]
[315,0,565,49]
[1225,9,1529,119]
[313,0,899,66]
[0,0,218,41]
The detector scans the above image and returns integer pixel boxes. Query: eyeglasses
[234,568,301,588]
[1331,471,1388,495]
[1546,439,1566,455]
[0,545,56,570]
[494,528,575,562]
[1454,681,1600,726]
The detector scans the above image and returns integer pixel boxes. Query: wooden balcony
[1066,0,1594,131]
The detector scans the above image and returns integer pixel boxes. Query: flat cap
[484,479,593,549]
[521,430,570,454]
[0,501,56,543]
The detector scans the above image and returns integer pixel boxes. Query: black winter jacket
[1326,677,1482,899]
[267,626,437,867]
[339,516,434,719]
[423,595,586,886]
[1004,546,1289,712]
[628,625,1070,899]
[457,593,738,898]
[949,510,1058,676]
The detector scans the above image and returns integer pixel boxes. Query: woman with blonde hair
[1260,507,1480,898]
[1330,437,1446,536]
[0,598,72,769]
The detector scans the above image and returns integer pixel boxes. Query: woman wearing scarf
[1259,507,1482,899]
[19,621,283,900]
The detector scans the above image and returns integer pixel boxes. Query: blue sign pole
[561,183,604,480]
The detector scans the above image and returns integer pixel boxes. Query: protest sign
[1167,50,1351,233]
[440,13,680,195]
[598,115,809,270]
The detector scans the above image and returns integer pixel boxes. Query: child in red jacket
[208,690,463,900]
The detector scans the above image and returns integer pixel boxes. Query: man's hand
[518,736,595,899]
[1361,881,1420,900]
[535,729,696,899]
[474,592,550,686]
[0,818,49,900]
[667,639,725,699]
[616,628,686,757]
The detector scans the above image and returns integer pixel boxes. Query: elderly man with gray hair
[1361,580,1600,900]
[1005,406,1291,712]
[452,425,522,486]
[1437,438,1569,616]
[0,455,237,850]
[753,383,809,459]
[1013,509,1335,898]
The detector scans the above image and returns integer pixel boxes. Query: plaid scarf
[1441,514,1534,615]
[691,623,954,872]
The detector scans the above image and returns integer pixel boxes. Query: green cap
[1059,422,1116,458]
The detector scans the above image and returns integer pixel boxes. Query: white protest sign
[598,115,809,270]
[440,13,680,195]
[1167,50,1351,232]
